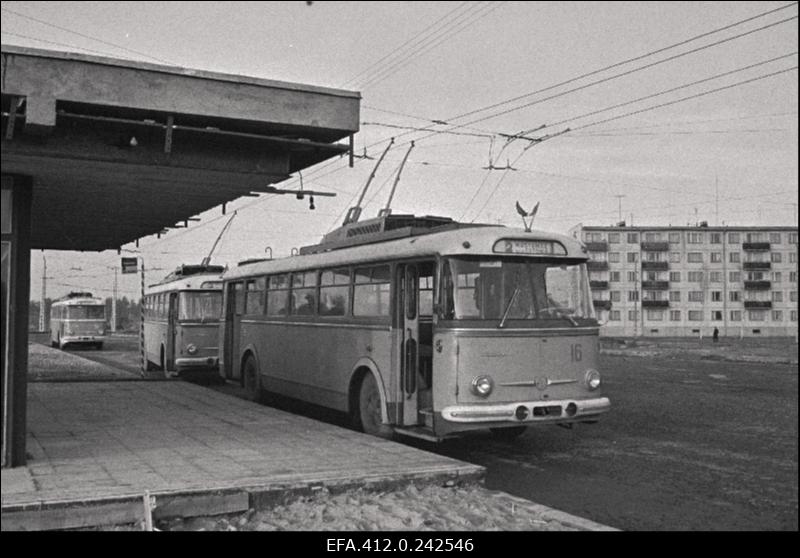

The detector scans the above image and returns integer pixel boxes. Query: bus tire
[242,355,262,402]
[490,425,527,440]
[357,373,394,439]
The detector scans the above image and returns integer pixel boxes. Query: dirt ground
[600,336,798,364]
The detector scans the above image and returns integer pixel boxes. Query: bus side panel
[144,320,166,365]
[240,321,392,412]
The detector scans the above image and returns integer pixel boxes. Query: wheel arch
[348,357,389,424]
[239,343,260,384]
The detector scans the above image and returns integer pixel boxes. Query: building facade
[569,224,798,338]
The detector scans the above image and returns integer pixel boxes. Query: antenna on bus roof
[378,141,414,218]
[343,138,394,226]
[201,211,237,267]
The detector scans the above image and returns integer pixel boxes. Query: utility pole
[614,195,625,223]
[715,175,719,226]
[111,265,118,333]
[39,254,46,332]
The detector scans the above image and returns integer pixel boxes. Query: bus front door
[397,263,419,425]
[167,292,178,372]
[224,282,244,381]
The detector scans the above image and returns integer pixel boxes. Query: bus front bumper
[175,356,219,370]
[61,335,105,344]
[441,397,610,424]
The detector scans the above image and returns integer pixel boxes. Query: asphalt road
[32,333,798,531]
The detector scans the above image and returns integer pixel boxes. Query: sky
[1,1,797,301]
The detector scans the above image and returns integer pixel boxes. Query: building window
[711,310,723,321]
[789,232,797,244]
[688,271,704,282]
[711,291,722,302]
[710,272,723,283]
[628,291,639,302]
[710,233,722,244]
[746,271,766,281]
[769,232,781,244]
[790,310,797,322]
[687,232,704,244]
[728,232,740,244]
[668,232,681,244]
[729,291,740,302]
[646,310,664,321]
[610,291,621,302]
[670,252,681,263]
[710,252,722,263]
[729,252,740,263]
[790,253,797,264]
[791,291,797,302]
[746,232,766,243]
[772,310,783,322]
[670,271,681,282]
[729,271,741,283]
[670,310,681,321]
[628,310,639,321]
[790,271,797,283]
[688,310,703,321]
[608,252,620,263]
[688,291,704,302]
[772,272,782,283]
[669,291,681,302]
[627,252,638,263]
[627,232,639,244]
[771,252,782,263]
[730,310,742,321]
[687,252,703,263]
[627,271,638,282]
[609,310,621,321]
[610,271,621,282]
[748,310,766,321]
[644,232,660,242]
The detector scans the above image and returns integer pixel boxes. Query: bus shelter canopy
[1,45,360,251]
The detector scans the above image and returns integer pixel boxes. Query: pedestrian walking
[713,327,719,343]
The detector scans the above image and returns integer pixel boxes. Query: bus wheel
[357,374,394,439]
[490,425,527,440]
[242,356,262,402]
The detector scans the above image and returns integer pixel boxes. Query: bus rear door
[397,263,419,425]
[166,292,178,371]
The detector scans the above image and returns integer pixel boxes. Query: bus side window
[319,268,350,316]
[267,274,289,316]
[291,271,318,316]
[245,278,266,315]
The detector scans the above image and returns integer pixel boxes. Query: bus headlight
[471,375,494,397]
[186,344,198,355]
[97,328,105,335]
[585,369,601,390]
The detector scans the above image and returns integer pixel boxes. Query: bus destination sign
[493,239,567,256]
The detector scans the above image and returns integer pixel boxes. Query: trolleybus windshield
[178,291,222,322]
[443,258,595,321]
[66,305,106,319]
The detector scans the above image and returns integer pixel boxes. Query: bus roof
[223,225,588,281]
[51,296,105,306]
[145,272,225,295]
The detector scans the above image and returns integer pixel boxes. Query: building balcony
[641,261,669,271]
[744,300,772,309]
[642,300,669,308]
[641,280,669,290]
[584,241,608,252]
[589,280,609,290]
[742,242,771,251]
[592,299,612,310]
[641,241,670,251]
[743,261,771,270]
[744,280,771,290]
[586,261,609,271]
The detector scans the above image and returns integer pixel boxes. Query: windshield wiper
[498,285,521,329]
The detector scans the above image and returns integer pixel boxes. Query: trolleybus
[50,292,107,350]
[219,215,610,440]
[143,264,224,378]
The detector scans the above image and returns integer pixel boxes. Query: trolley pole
[140,258,145,377]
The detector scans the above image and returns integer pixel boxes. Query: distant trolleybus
[219,215,610,440]
[143,264,224,378]
[50,292,107,350]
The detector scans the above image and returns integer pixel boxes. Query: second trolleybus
[143,264,224,379]
[219,215,610,440]
[49,292,107,350]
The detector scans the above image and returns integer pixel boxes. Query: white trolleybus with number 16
[219,214,610,441]
[49,292,107,350]
[143,264,224,379]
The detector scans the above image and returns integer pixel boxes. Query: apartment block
[569,224,798,337]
